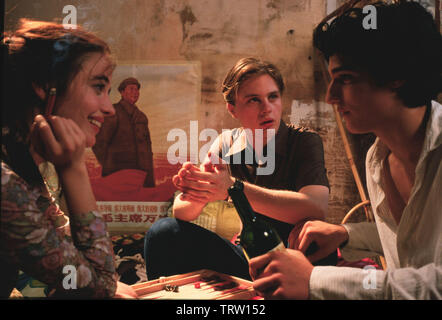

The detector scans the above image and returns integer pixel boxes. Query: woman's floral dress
[1,161,117,298]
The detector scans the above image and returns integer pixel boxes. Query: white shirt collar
[367,101,442,183]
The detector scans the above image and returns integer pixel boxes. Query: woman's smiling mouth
[88,117,103,132]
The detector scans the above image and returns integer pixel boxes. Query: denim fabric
[144,217,251,280]
[144,217,338,281]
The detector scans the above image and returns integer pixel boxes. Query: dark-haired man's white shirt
[309,101,442,299]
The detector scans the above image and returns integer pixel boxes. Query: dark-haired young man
[250,1,442,299]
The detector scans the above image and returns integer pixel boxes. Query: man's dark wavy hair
[314,1,442,108]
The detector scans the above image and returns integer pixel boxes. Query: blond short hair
[222,57,285,105]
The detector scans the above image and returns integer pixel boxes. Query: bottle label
[242,241,285,261]
[268,241,285,253]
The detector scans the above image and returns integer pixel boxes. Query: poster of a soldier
[84,63,200,234]
[93,77,156,189]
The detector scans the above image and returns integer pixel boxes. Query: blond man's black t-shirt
[213,121,330,244]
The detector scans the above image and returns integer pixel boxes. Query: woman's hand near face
[31,114,98,215]
[30,114,87,172]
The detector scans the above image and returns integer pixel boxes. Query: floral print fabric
[1,161,117,298]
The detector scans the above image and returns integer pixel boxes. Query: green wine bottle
[228,179,285,260]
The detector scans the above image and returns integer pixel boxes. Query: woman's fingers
[67,118,87,151]
[48,116,71,147]
[32,115,61,156]
[31,115,86,168]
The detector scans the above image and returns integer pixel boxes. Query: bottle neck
[228,182,256,224]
